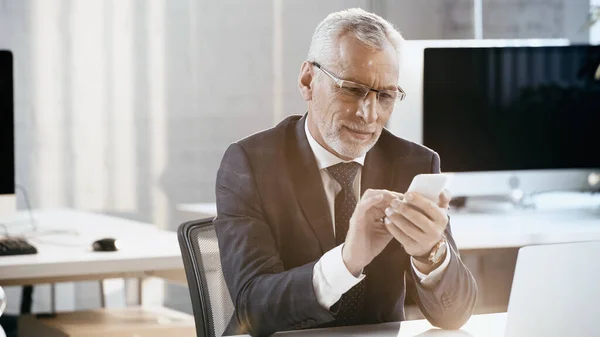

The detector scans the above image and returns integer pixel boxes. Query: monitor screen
[0,51,14,195]
[423,45,600,173]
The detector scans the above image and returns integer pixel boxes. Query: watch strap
[412,237,447,265]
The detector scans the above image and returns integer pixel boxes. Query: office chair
[178,218,234,337]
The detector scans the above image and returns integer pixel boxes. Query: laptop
[503,240,600,337]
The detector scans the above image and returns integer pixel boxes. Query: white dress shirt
[306,121,452,310]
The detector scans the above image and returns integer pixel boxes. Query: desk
[177,202,217,218]
[451,207,600,312]
[0,209,186,287]
[179,201,600,316]
[177,202,600,250]
[450,207,600,250]
[231,313,507,337]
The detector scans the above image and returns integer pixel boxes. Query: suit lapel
[360,135,398,277]
[287,115,336,253]
[361,137,395,195]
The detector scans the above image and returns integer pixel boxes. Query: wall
[382,0,589,42]
[592,0,600,44]
[0,0,373,314]
[1,0,278,313]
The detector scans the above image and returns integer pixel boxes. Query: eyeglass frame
[311,61,406,103]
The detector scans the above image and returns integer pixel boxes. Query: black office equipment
[92,237,119,252]
[0,51,15,202]
[423,45,600,173]
[0,237,38,256]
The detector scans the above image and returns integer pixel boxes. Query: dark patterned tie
[327,162,365,326]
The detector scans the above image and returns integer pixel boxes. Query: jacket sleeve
[406,151,478,329]
[214,143,336,336]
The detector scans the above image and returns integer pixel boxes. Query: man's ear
[298,61,314,102]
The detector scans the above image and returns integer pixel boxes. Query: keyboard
[0,237,38,256]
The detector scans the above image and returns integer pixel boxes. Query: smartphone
[406,173,450,203]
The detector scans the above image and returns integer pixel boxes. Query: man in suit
[214,8,477,337]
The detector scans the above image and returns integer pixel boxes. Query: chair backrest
[178,218,234,337]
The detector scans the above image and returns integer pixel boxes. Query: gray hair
[307,8,404,69]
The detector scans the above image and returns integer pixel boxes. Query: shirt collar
[304,118,365,170]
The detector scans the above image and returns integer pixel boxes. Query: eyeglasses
[311,61,406,108]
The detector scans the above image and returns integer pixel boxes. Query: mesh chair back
[178,218,234,337]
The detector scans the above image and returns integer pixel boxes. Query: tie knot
[327,162,361,189]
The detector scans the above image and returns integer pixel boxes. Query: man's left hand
[383,189,451,258]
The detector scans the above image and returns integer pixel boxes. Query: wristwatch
[413,237,447,265]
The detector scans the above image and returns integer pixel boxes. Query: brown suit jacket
[214,114,477,336]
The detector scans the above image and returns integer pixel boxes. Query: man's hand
[342,189,399,276]
[383,189,451,259]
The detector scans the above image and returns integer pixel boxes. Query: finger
[384,211,427,242]
[437,189,452,209]
[361,189,403,212]
[384,216,417,247]
[371,196,401,212]
[355,194,399,225]
[362,189,401,203]
[367,207,386,223]
[356,193,385,214]
[382,192,405,211]
[389,191,405,201]
[362,193,385,206]
[387,202,433,235]
[403,192,446,224]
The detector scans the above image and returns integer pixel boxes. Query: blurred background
[0,0,598,318]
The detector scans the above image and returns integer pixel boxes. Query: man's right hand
[342,189,401,276]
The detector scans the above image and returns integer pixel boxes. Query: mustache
[340,122,379,133]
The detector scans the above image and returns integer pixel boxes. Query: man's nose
[357,91,378,124]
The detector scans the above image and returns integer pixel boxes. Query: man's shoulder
[231,114,301,155]
[378,128,436,158]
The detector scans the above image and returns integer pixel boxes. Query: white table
[450,207,600,250]
[177,200,600,251]
[0,208,186,287]
[177,202,217,218]
[231,313,507,337]
[178,198,600,316]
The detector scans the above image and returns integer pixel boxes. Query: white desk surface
[450,207,600,250]
[178,199,600,251]
[231,313,506,337]
[177,202,217,216]
[0,209,186,286]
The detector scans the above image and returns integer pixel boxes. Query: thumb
[437,189,452,209]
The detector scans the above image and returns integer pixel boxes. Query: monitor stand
[0,194,16,219]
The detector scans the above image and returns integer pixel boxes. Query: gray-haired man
[215,8,477,337]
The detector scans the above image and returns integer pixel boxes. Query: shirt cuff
[312,243,365,310]
[411,243,452,288]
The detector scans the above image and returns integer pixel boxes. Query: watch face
[431,239,447,263]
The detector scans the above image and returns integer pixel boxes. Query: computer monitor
[388,39,600,201]
[0,50,15,218]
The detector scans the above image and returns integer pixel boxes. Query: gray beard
[319,123,378,159]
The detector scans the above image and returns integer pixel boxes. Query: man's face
[307,34,399,160]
